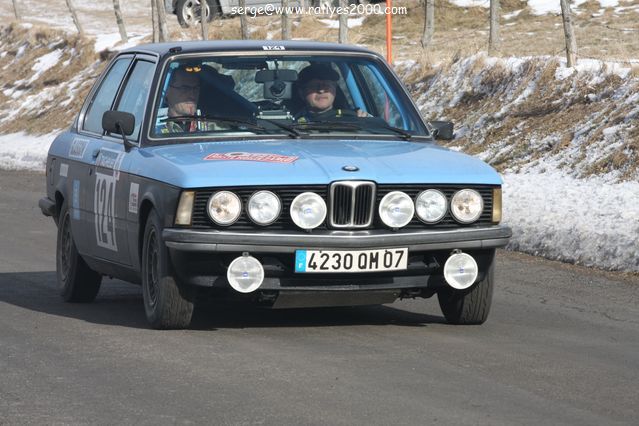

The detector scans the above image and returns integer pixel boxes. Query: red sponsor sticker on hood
[203,152,298,163]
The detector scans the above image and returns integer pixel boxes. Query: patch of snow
[504,169,639,272]
[503,9,523,19]
[599,0,620,7]
[0,132,60,171]
[555,58,631,82]
[16,44,27,58]
[528,0,618,14]
[317,17,365,29]
[448,0,489,8]
[602,125,623,137]
[30,49,63,83]
[527,0,564,15]
[94,33,123,53]
[93,33,148,53]
[615,5,639,13]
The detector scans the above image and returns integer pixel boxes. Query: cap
[297,64,340,85]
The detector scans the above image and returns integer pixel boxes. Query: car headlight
[290,192,326,230]
[207,191,242,225]
[379,191,414,228]
[247,191,281,225]
[415,189,447,223]
[450,189,483,223]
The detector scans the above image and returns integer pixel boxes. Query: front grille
[329,181,375,228]
[190,184,496,230]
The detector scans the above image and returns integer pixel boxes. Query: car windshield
[149,54,429,142]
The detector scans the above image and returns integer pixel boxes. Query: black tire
[141,209,194,329]
[175,0,219,28]
[56,200,102,302]
[437,253,494,325]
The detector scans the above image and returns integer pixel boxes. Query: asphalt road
[1,170,638,425]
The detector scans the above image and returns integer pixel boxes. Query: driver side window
[113,60,155,141]
[83,58,132,134]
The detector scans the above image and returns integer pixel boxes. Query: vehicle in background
[165,0,373,28]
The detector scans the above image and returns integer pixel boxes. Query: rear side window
[113,60,155,141]
[83,58,132,134]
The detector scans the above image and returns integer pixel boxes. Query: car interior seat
[198,65,257,119]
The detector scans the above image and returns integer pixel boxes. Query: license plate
[294,248,408,273]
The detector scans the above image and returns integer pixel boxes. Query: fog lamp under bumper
[227,254,264,293]
[443,251,479,290]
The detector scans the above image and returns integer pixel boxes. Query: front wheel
[56,200,102,302]
[141,209,194,329]
[437,252,495,325]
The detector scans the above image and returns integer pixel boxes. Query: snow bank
[0,132,58,170]
[504,170,639,272]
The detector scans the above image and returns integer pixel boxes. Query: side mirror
[429,121,454,141]
[102,110,135,136]
[102,110,136,152]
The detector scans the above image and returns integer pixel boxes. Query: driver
[157,65,225,134]
[295,64,369,123]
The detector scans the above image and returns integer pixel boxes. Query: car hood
[131,139,502,188]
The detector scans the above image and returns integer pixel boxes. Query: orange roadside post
[386,0,392,64]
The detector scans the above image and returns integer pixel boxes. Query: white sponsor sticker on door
[129,183,139,214]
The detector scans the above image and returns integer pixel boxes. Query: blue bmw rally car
[40,41,511,329]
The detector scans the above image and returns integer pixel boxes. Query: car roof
[122,40,379,58]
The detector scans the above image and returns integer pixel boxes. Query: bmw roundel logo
[342,165,359,172]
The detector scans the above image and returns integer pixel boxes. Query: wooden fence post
[421,0,434,48]
[12,0,22,20]
[156,0,169,41]
[560,0,578,67]
[239,0,249,39]
[151,0,159,42]
[338,0,348,43]
[113,0,128,43]
[201,0,209,40]
[489,0,500,54]
[282,0,291,40]
[65,0,84,37]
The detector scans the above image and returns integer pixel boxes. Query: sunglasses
[303,81,337,92]
[170,84,200,92]
[184,65,202,73]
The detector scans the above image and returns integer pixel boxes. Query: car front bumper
[163,225,512,253]
[163,226,510,299]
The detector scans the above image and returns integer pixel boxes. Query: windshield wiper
[373,124,413,140]
[290,121,363,132]
[164,115,269,133]
[256,118,303,138]
[292,120,415,140]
